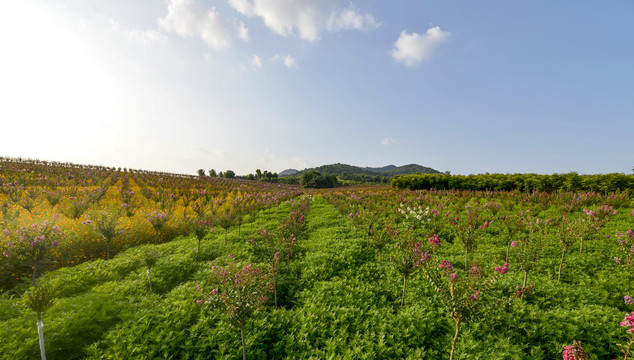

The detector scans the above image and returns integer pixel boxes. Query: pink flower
[439,260,453,271]
[428,234,442,248]
[495,263,509,274]
[620,312,634,333]
[511,241,517,248]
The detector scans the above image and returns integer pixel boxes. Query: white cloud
[109,19,120,32]
[251,54,262,69]
[327,6,380,31]
[237,21,249,41]
[158,0,233,50]
[227,0,378,41]
[380,137,396,146]
[391,26,451,66]
[283,55,297,68]
[128,29,167,45]
[108,18,166,45]
[272,54,298,68]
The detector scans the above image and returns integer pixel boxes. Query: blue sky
[1,0,632,176]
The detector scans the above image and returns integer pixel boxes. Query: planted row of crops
[321,187,634,359]
[2,157,634,359]
[1,192,314,359]
[0,158,303,290]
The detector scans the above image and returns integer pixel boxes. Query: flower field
[1,158,634,359]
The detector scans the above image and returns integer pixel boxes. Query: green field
[1,160,634,359]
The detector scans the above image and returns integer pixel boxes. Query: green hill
[280,163,440,184]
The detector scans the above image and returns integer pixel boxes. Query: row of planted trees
[392,172,634,194]
[196,195,312,360]
[1,160,303,290]
[322,187,634,359]
[10,187,634,359]
[19,194,313,360]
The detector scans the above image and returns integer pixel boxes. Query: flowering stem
[523,270,528,289]
[464,248,469,272]
[240,321,247,360]
[273,273,278,307]
[558,249,566,282]
[32,263,37,285]
[579,237,583,254]
[506,240,511,263]
[401,276,407,307]
[197,239,201,261]
[625,333,634,360]
[450,317,461,360]
[147,268,153,293]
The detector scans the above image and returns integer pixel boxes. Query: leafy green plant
[145,210,171,244]
[2,216,63,284]
[190,217,214,260]
[514,216,549,289]
[196,261,273,360]
[23,282,57,360]
[140,247,160,293]
[84,207,124,259]
[450,203,490,270]
[556,215,581,282]
[419,256,514,360]
[389,231,429,307]
[615,230,634,275]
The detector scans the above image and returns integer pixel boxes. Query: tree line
[391,172,634,193]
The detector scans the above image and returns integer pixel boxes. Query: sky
[1,0,633,176]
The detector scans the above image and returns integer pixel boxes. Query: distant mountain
[279,163,441,179]
[362,165,398,173]
[278,168,298,176]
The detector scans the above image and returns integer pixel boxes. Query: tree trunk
[273,273,278,307]
[449,318,461,360]
[579,238,583,254]
[241,322,247,360]
[506,240,511,263]
[557,249,566,282]
[37,311,47,360]
[147,267,153,293]
[401,276,407,307]
[623,333,633,360]
[32,263,37,285]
